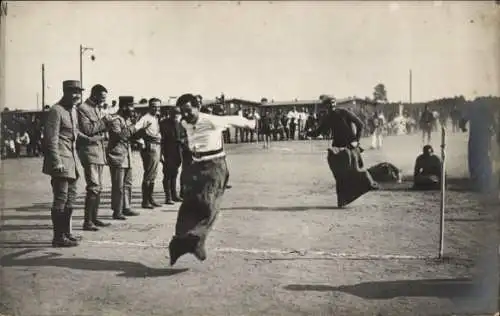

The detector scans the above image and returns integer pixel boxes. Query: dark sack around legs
[169,156,229,265]
[327,147,375,208]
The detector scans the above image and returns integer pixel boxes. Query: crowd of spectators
[0,101,464,159]
[2,113,44,159]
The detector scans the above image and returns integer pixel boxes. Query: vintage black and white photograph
[0,1,499,315]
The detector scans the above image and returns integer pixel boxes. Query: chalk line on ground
[85,240,432,260]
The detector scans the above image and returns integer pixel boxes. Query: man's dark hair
[90,84,108,96]
[176,93,200,108]
[423,145,433,154]
[149,98,161,106]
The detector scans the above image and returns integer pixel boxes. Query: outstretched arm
[212,115,256,129]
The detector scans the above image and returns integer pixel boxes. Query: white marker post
[438,125,446,259]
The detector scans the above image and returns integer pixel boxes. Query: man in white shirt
[134,98,162,209]
[251,108,261,142]
[168,93,256,266]
[297,109,308,140]
[287,107,299,140]
[370,110,386,149]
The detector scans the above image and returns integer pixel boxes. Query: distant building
[259,97,378,114]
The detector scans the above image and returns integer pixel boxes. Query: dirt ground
[0,131,498,316]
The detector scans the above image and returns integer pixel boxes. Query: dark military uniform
[160,108,183,204]
[179,123,192,199]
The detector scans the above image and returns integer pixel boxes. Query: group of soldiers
[43,80,198,247]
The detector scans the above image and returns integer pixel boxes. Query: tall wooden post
[42,63,45,109]
[438,126,446,259]
[409,69,413,104]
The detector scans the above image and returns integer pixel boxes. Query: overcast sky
[4,1,500,110]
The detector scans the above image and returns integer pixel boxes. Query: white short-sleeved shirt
[134,113,161,142]
[182,113,255,161]
[287,111,298,120]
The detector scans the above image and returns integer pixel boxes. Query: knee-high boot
[122,186,139,216]
[170,175,182,202]
[52,209,78,247]
[82,195,99,231]
[63,208,82,241]
[142,182,154,209]
[149,183,161,207]
[92,193,110,227]
[164,177,174,205]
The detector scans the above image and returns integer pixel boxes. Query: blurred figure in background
[419,105,434,145]
[160,106,184,205]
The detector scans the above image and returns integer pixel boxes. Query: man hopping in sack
[168,94,256,266]
[306,97,379,208]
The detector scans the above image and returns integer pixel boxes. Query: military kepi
[118,96,135,106]
[62,80,84,91]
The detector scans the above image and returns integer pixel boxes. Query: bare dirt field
[0,131,498,316]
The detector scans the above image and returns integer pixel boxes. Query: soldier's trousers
[83,164,104,224]
[140,143,161,185]
[110,166,133,214]
[51,177,78,210]
[163,162,180,199]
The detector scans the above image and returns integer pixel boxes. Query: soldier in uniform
[135,98,162,209]
[160,106,184,204]
[43,80,97,247]
[77,84,113,231]
[106,96,149,219]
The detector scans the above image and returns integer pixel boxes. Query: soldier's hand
[54,164,65,173]
[350,141,359,148]
[103,114,114,123]
[89,135,105,143]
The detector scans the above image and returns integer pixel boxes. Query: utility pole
[42,63,45,110]
[79,44,82,85]
[79,44,94,87]
[409,69,413,104]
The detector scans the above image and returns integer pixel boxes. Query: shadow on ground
[0,249,188,278]
[284,278,475,299]
[378,177,476,193]
[221,205,343,211]
[0,241,52,249]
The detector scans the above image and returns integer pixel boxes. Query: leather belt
[192,148,223,159]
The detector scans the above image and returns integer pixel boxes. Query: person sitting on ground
[413,145,442,190]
